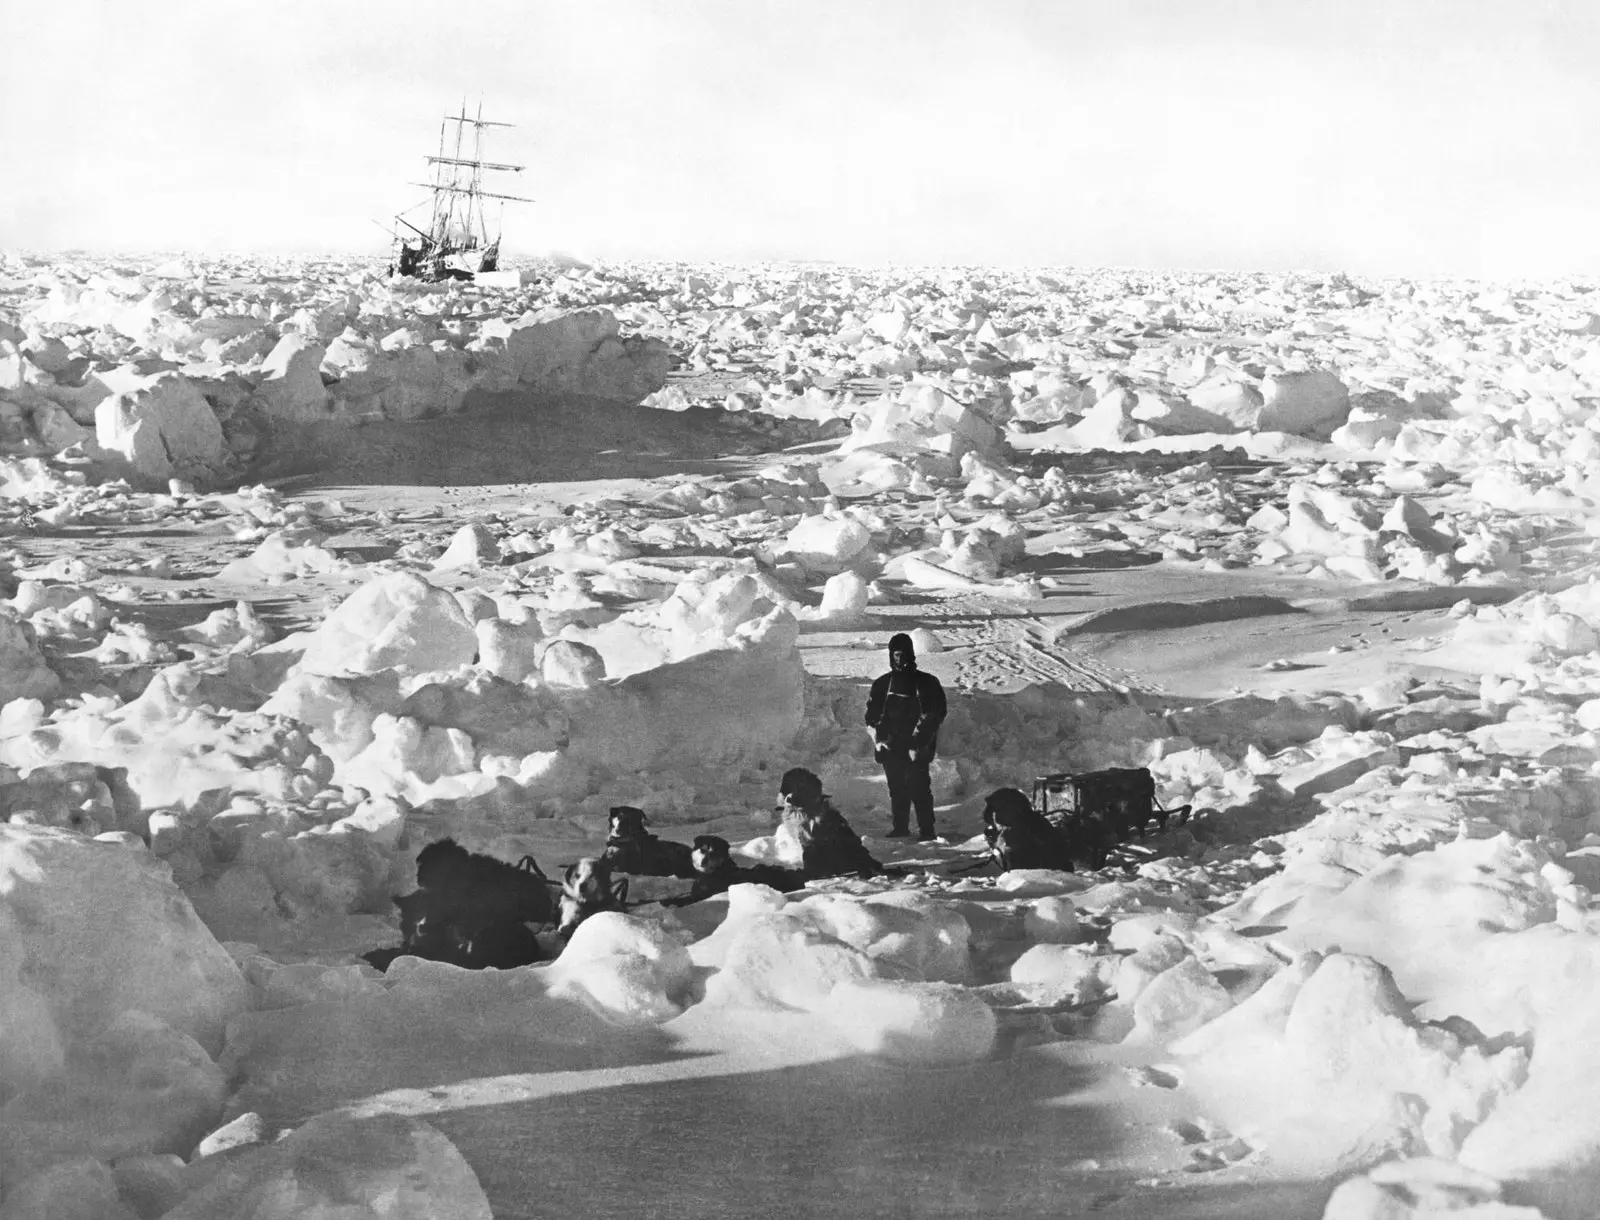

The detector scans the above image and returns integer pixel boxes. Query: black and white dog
[982,787,1075,873]
[778,767,884,880]
[555,856,630,937]
[669,834,808,905]
[598,805,698,879]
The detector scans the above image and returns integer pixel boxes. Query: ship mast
[473,101,487,246]
[393,100,531,280]
[418,102,530,250]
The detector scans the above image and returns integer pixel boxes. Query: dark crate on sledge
[1031,767,1191,867]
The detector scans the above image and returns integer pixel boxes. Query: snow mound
[216,532,346,583]
[1456,943,1600,1219]
[0,826,248,1076]
[821,979,997,1064]
[478,308,669,404]
[1,1009,227,1184]
[545,911,696,1025]
[1323,1157,1536,1220]
[254,961,386,1011]
[692,887,984,1064]
[563,569,787,679]
[795,890,973,983]
[1125,954,1234,1045]
[251,334,331,422]
[0,610,60,701]
[1022,895,1080,943]
[156,1113,491,1220]
[540,639,607,688]
[781,512,873,572]
[94,371,232,489]
[1245,834,1584,1032]
[563,607,804,772]
[1260,369,1350,437]
[0,1157,139,1220]
[296,571,478,678]
[699,907,876,1011]
[1009,944,1116,1006]
[837,383,1004,463]
[1172,952,1527,1176]
[475,616,544,683]
[816,570,870,620]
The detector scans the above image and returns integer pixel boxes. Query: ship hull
[395,239,500,283]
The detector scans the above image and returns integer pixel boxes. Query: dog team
[362,633,1181,972]
[362,765,884,972]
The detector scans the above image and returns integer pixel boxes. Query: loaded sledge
[1031,767,1192,869]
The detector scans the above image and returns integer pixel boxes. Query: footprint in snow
[1167,1119,1209,1145]
[1125,1064,1182,1089]
[1182,1136,1256,1172]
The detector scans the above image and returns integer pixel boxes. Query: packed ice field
[3,251,1600,1218]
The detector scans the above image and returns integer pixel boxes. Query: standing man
[864,632,948,841]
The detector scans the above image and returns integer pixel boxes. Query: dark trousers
[880,750,935,834]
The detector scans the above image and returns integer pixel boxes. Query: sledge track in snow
[932,606,1165,696]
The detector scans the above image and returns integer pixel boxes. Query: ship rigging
[390,102,530,282]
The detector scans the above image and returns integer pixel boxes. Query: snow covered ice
[8,253,1600,1218]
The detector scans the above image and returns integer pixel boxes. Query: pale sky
[4,0,1598,277]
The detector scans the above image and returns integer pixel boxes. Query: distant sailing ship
[390,102,530,282]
